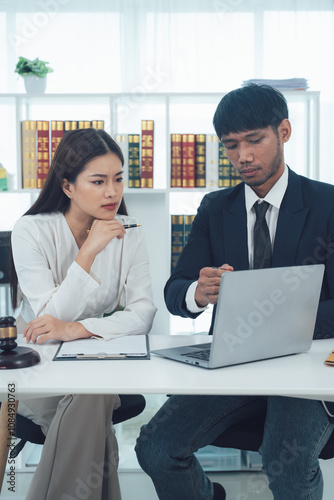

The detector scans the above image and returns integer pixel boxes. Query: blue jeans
[135,395,334,500]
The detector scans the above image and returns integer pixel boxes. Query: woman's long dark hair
[10,128,128,309]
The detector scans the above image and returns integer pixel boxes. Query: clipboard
[53,334,150,361]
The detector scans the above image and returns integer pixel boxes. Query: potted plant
[15,56,54,94]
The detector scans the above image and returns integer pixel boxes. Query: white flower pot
[23,75,47,94]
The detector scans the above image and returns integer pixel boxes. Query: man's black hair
[213,84,289,139]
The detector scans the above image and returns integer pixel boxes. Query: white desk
[1,335,334,402]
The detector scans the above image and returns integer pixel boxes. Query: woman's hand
[76,219,126,273]
[24,314,91,344]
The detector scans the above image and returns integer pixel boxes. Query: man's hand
[195,264,234,307]
[24,314,91,344]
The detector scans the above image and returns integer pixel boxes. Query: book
[218,142,231,187]
[64,120,77,133]
[184,214,195,246]
[195,134,206,188]
[171,215,185,271]
[91,120,105,130]
[78,120,92,129]
[128,134,141,188]
[230,167,242,187]
[171,214,196,271]
[140,120,154,188]
[21,120,37,189]
[51,121,64,160]
[205,134,219,188]
[116,134,129,188]
[37,120,50,189]
[171,134,182,188]
[181,134,195,188]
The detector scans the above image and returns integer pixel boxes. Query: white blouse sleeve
[11,217,100,322]
[79,229,157,340]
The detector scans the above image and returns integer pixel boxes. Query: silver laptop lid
[209,264,324,368]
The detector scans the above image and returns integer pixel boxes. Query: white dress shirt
[186,166,289,313]
[11,212,157,340]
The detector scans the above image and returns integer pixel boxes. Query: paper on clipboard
[54,334,150,360]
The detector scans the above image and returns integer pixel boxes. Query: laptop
[152,264,325,369]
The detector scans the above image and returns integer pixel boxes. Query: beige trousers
[18,394,122,500]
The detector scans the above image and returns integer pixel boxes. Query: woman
[10,128,157,500]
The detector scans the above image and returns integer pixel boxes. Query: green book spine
[128,134,141,188]
[195,134,206,188]
[171,215,184,272]
[184,215,195,246]
[218,142,231,187]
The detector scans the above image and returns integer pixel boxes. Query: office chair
[210,404,334,461]
[1,394,146,459]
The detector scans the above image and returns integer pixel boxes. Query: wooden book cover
[128,134,141,188]
[140,120,154,188]
[195,134,206,188]
[21,120,37,189]
[181,134,195,188]
[51,121,64,160]
[116,134,129,188]
[171,215,184,271]
[205,134,219,188]
[171,134,182,188]
[37,121,50,189]
[218,142,231,187]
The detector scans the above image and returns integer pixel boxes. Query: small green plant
[15,57,54,78]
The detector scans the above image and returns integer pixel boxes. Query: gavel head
[0,316,17,351]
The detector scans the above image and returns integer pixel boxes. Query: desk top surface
[1,335,334,401]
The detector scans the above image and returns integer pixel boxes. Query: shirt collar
[245,164,289,213]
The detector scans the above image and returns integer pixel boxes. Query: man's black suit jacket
[164,168,334,415]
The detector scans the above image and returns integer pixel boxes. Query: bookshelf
[0,91,320,335]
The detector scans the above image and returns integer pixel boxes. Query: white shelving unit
[0,91,320,336]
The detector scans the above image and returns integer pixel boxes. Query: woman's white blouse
[11,212,157,340]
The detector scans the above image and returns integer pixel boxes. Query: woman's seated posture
[10,128,157,500]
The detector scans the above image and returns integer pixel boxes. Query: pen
[87,223,141,234]
[123,224,141,229]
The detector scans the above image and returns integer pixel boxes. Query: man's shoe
[213,482,226,499]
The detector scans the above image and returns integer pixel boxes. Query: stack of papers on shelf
[242,78,308,90]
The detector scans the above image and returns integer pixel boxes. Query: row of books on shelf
[21,119,105,189]
[171,214,195,271]
[171,134,241,189]
[21,119,240,191]
[21,119,155,190]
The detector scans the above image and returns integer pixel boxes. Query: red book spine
[171,134,182,188]
[51,121,64,161]
[37,121,50,189]
[181,134,195,188]
[140,120,154,188]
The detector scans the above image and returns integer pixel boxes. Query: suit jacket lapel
[222,184,249,270]
[273,169,309,267]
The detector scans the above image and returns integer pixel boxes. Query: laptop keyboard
[181,349,211,361]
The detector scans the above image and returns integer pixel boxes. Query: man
[136,84,334,500]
